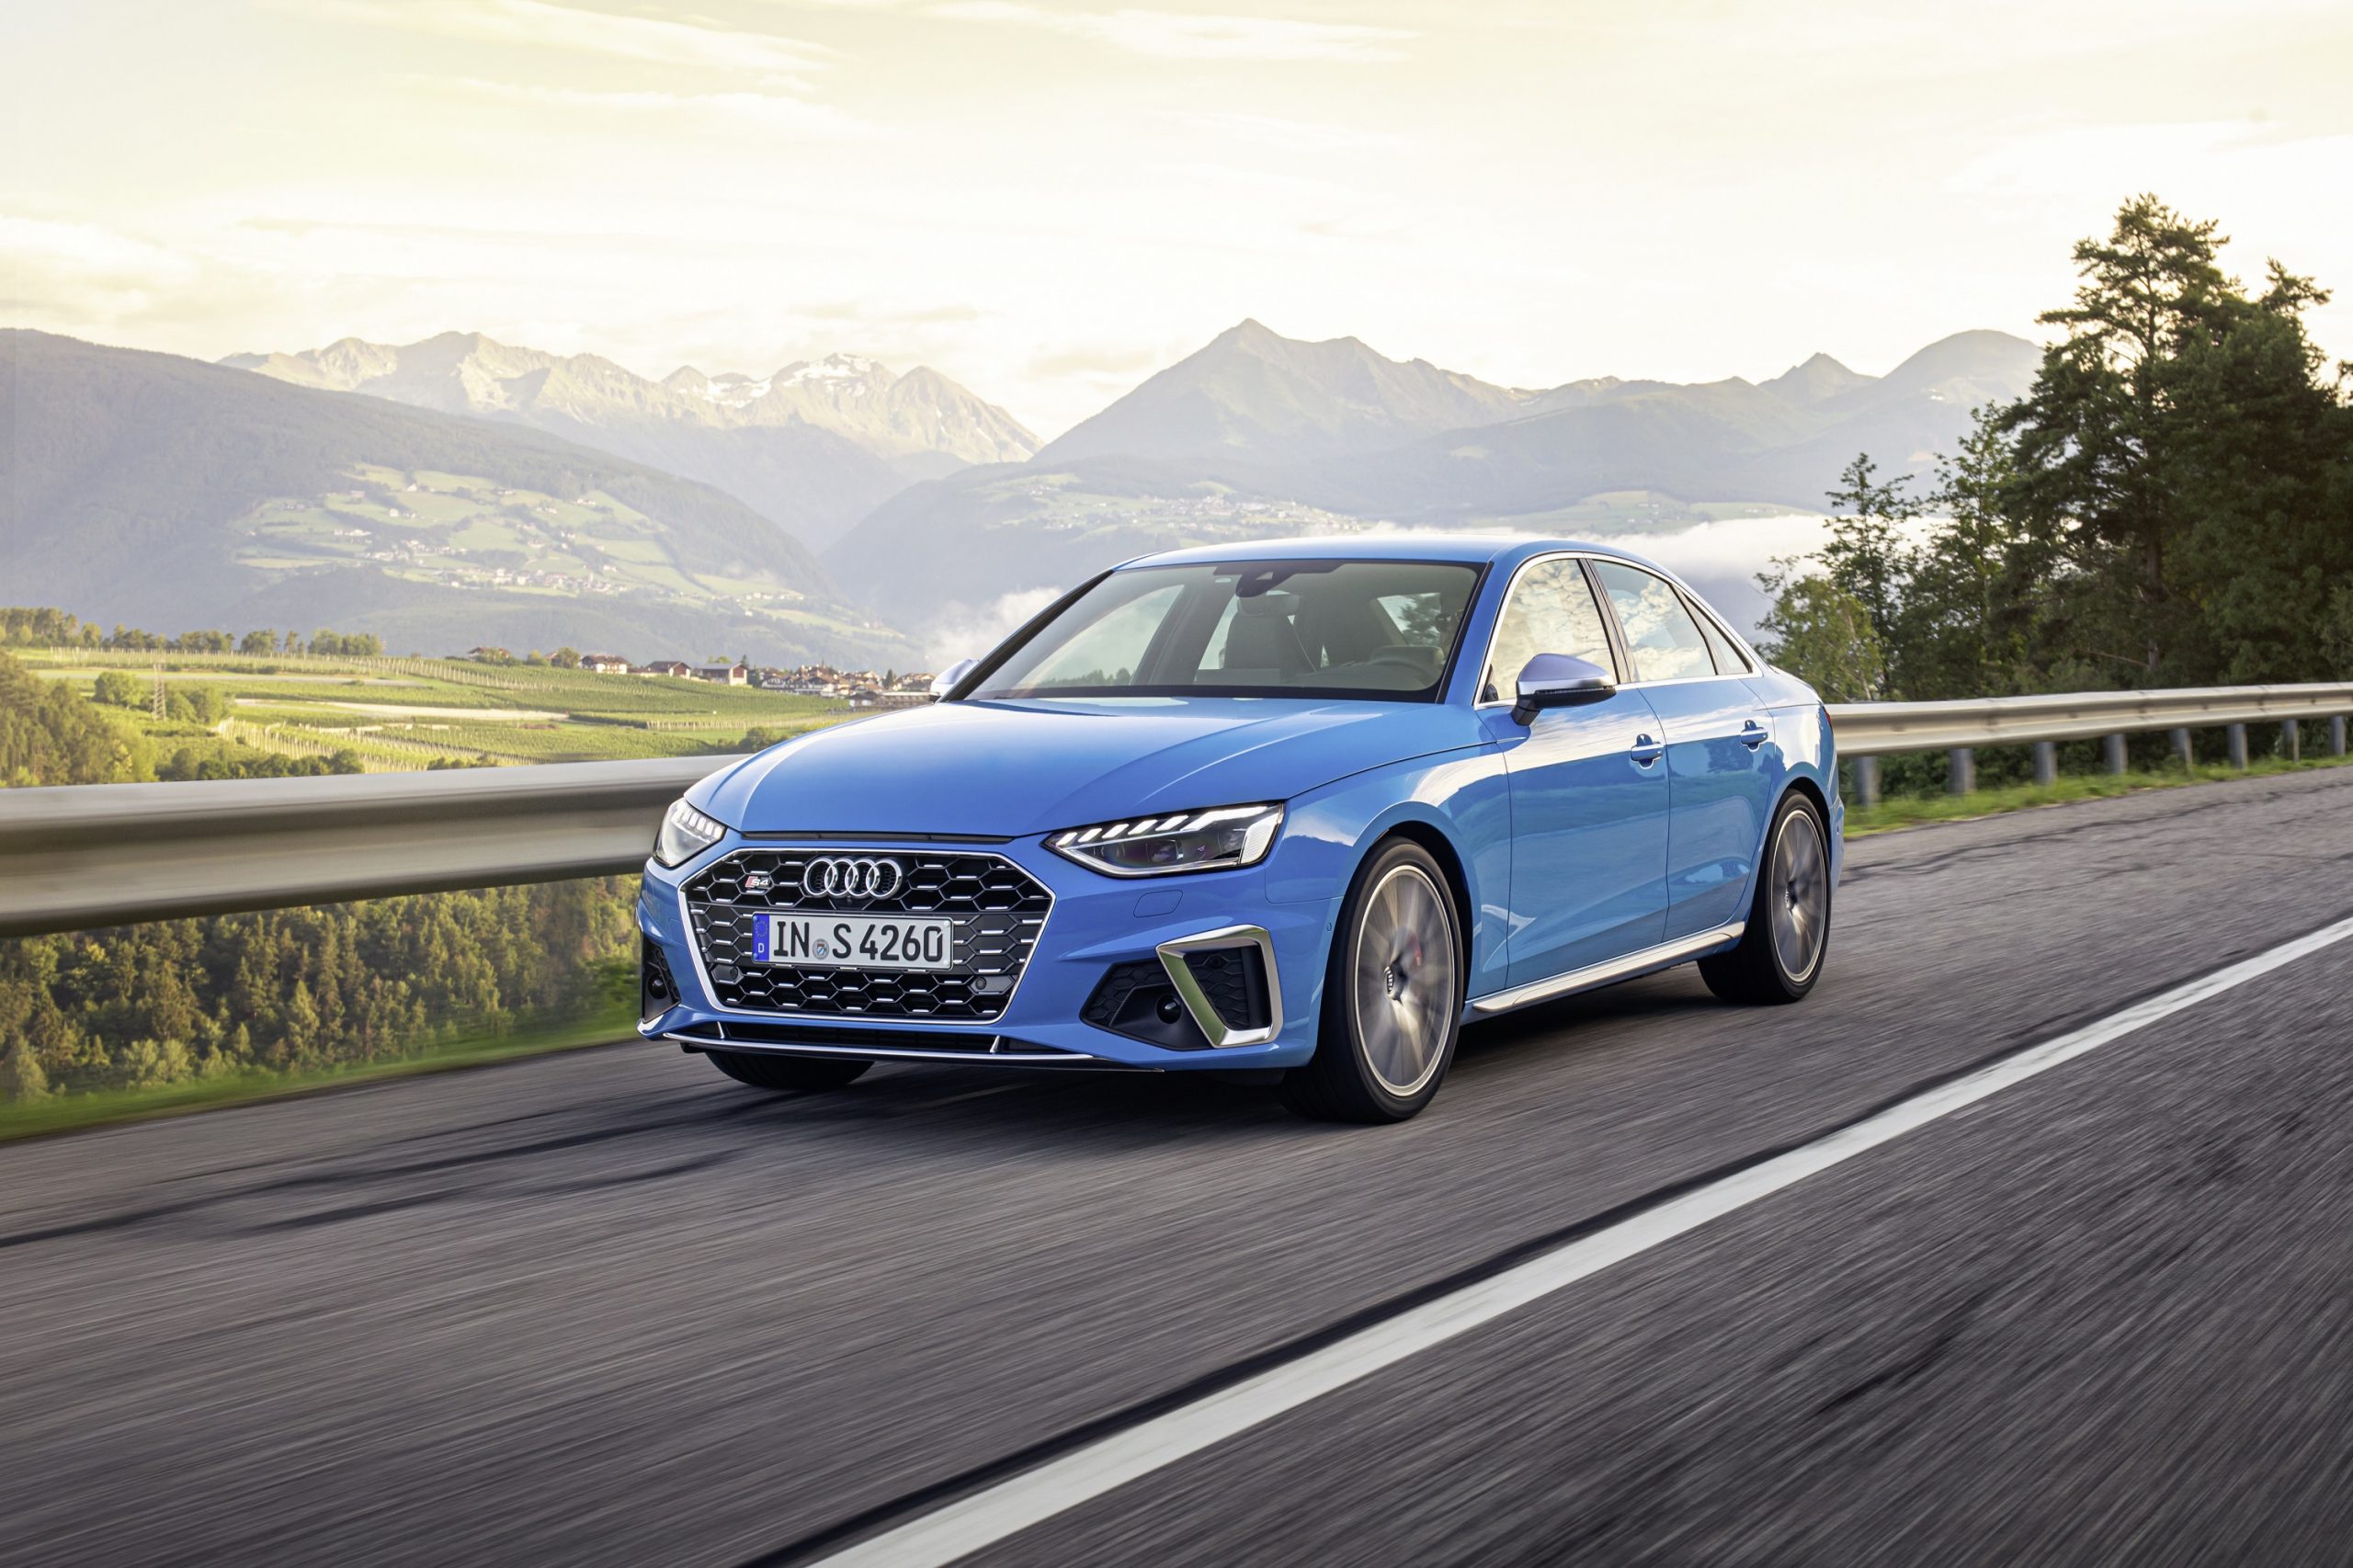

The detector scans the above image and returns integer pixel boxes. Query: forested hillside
[0,650,144,787]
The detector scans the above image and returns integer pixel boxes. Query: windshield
[966,560,1483,702]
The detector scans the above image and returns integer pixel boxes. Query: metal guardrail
[1825,683,2353,756]
[3,681,2350,939]
[0,755,733,939]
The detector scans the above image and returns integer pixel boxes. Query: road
[5,767,2351,1566]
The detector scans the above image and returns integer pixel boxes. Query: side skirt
[1467,920,1748,1017]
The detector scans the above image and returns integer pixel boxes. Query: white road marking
[813,912,2353,1567]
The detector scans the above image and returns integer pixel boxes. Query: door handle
[1629,733,1664,767]
[1740,718,1768,749]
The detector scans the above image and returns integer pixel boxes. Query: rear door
[1587,560,1779,940]
[1478,556,1671,989]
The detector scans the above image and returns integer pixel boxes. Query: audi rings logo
[803,856,906,902]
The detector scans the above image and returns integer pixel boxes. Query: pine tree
[0,1037,48,1102]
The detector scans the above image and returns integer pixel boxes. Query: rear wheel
[708,1051,871,1093]
[1283,840,1464,1123]
[1699,791,1831,1005]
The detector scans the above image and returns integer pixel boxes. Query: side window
[1482,558,1617,702]
[1590,561,1713,683]
[1688,598,1751,675]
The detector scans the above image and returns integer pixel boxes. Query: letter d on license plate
[755,914,955,971]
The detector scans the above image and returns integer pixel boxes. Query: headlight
[1047,803,1284,878]
[652,799,726,868]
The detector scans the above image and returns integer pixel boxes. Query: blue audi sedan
[639,536,1840,1121]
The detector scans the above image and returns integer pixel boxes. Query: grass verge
[0,1004,635,1145]
[1845,750,2353,836]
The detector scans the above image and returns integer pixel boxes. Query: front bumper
[637,833,1333,1070]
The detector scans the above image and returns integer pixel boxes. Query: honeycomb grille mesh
[1182,948,1271,1031]
[682,849,1051,1020]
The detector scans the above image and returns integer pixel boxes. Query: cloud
[925,4,1413,62]
[923,585,1065,665]
[1168,110,1409,153]
[313,0,836,76]
[0,216,204,326]
[1025,341,1165,379]
[440,78,873,138]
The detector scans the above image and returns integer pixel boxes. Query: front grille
[681,849,1051,1021]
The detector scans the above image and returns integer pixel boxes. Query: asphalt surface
[5,766,2353,1566]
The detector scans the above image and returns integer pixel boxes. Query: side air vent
[1083,960,1211,1051]
[642,937,677,1022]
[1180,947,1272,1033]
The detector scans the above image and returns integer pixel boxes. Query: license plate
[754,913,956,971]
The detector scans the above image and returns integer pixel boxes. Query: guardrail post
[2283,719,2302,763]
[1851,756,1881,809]
[2334,716,2348,756]
[1947,747,1975,796]
[2226,723,2249,769]
[2031,741,2057,787]
[2170,727,2193,768]
[2103,733,2128,774]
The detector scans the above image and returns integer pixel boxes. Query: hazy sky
[6,0,2350,436]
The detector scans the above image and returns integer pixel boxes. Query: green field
[19,647,862,770]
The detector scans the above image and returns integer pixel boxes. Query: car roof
[1115,533,1652,571]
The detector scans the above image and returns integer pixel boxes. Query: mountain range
[225,333,1037,548]
[10,320,2044,663]
[822,320,2042,625]
[2,331,919,668]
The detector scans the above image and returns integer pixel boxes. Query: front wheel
[1699,791,1832,1005]
[708,1051,871,1093]
[1282,839,1464,1123]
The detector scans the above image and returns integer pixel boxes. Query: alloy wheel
[1769,808,1829,985]
[1349,863,1459,1096]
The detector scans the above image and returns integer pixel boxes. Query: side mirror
[929,658,978,699]
[1511,653,1616,724]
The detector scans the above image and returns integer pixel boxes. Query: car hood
[696,697,1483,839]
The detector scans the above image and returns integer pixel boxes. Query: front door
[1477,556,1672,990]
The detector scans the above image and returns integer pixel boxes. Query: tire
[1699,790,1832,1005]
[1282,839,1465,1123]
[707,1051,872,1093]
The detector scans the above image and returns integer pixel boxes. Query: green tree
[1754,575,1889,702]
[1818,453,1918,655]
[91,670,142,708]
[2323,585,2353,679]
[1901,407,2031,699]
[2001,194,2352,685]
[0,1036,48,1102]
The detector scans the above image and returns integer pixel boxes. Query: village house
[637,660,692,678]
[694,663,750,686]
[577,653,630,674]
